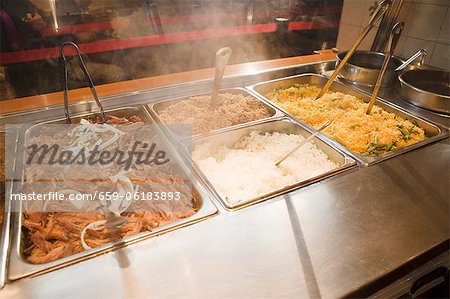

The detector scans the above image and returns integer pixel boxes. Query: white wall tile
[336,23,361,50]
[340,0,366,26]
[397,1,416,36]
[362,0,381,28]
[395,36,407,55]
[359,27,378,50]
[337,0,449,71]
[437,9,449,44]
[407,3,447,41]
[400,37,436,64]
[430,42,450,70]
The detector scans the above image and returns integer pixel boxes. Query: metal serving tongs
[211,47,232,108]
[60,42,108,124]
[275,119,335,166]
[366,22,404,114]
[315,0,391,100]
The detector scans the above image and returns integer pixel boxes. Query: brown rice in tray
[158,92,273,135]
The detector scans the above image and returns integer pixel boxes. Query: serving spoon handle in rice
[275,119,334,166]
[211,47,232,108]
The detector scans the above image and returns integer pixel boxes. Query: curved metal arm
[60,42,107,124]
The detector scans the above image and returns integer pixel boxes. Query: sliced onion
[98,133,119,150]
[80,220,107,250]
[68,120,125,151]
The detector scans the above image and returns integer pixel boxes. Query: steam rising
[5,1,341,97]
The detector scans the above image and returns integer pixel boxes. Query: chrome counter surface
[2,141,448,299]
[0,61,449,298]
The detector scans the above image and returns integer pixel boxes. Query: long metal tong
[60,42,107,124]
[366,22,404,114]
[275,119,334,166]
[315,0,391,100]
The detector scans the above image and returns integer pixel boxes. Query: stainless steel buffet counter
[0,60,448,298]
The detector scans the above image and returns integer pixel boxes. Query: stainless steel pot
[336,49,426,87]
[399,70,450,115]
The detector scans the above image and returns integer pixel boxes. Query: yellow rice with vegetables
[266,84,425,156]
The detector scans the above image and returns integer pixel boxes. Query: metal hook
[60,42,108,124]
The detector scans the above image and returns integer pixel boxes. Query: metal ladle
[275,119,334,166]
[366,22,404,114]
[60,42,107,124]
[211,47,232,108]
[315,0,391,100]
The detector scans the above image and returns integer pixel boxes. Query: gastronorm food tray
[147,87,285,143]
[183,117,357,211]
[0,130,18,289]
[8,105,218,280]
[247,73,449,166]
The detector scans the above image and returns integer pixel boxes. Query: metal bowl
[337,50,404,87]
[399,70,450,115]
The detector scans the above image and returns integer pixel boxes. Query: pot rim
[398,70,450,100]
[337,50,403,72]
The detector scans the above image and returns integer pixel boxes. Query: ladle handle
[366,22,404,114]
[211,47,232,107]
[316,0,391,99]
[395,49,427,71]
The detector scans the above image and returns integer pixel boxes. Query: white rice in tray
[192,131,339,205]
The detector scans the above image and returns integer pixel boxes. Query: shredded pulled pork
[23,209,195,264]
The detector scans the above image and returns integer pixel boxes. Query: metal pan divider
[0,129,20,289]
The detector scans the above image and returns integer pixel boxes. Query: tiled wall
[337,0,450,70]
[336,0,380,51]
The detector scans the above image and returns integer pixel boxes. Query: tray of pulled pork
[7,105,218,280]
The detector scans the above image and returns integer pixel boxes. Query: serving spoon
[211,47,232,108]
